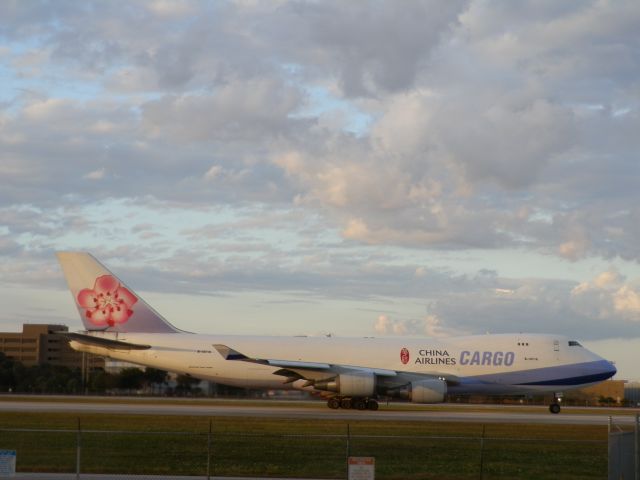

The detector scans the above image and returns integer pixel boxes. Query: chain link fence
[608,415,640,480]
[0,423,607,479]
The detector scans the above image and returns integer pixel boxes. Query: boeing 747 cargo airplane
[56,252,616,413]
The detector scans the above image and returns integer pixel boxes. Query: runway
[0,397,637,425]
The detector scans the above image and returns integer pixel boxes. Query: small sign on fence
[348,456,374,480]
[0,450,16,477]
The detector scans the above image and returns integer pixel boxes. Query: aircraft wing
[212,344,459,385]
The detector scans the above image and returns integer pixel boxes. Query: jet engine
[314,371,375,397]
[410,378,447,403]
[389,378,447,403]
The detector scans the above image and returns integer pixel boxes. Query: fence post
[635,413,639,480]
[479,424,486,480]
[608,416,612,434]
[207,419,212,480]
[76,418,81,480]
[346,422,351,477]
[608,416,613,479]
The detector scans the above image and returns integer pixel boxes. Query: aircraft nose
[585,347,616,380]
[592,358,616,381]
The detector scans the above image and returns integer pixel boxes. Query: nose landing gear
[549,393,563,414]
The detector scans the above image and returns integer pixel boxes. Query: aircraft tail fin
[56,252,179,333]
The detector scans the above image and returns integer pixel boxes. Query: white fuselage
[71,331,615,396]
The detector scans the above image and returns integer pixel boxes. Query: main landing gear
[549,392,563,414]
[327,397,379,411]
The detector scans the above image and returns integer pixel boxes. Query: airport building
[624,382,640,406]
[574,379,626,404]
[0,324,104,370]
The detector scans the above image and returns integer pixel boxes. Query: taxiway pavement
[0,398,636,425]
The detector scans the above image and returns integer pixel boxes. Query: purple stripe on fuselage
[454,359,615,389]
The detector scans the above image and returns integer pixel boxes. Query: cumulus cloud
[84,168,106,180]
[273,0,468,97]
[414,269,640,340]
[374,315,405,335]
[373,313,464,338]
[571,270,640,322]
[141,77,304,142]
[1,1,639,261]
[2,0,640,347]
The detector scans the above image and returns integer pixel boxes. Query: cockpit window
[568,340,582,347]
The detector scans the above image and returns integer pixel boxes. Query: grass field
[0,410,609,479]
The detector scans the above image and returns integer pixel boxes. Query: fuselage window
[568,340,582,347]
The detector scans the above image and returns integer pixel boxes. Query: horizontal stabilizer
[212,344,251,361]
[60,332,151,350]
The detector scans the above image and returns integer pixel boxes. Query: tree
[0,357,81,394]
[88,369,116,393]
[0,353,17,391]
[175,374,202,395]
[117,367,145,392]
[143,368,168,394]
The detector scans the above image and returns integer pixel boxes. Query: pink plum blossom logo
[400,347,410,365]
[77,275,138,327]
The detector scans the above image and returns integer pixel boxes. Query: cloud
[374,315,405,335]
[373,313,465,338]
[571,270,640,322]
[84,168,106,180]
[140,77,304,142]
[2,0,640,352]
[613,286,640,318]
[1,0,639,261]
[417,270,640,340]
[269,0,468,97]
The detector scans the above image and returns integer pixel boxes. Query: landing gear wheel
[327,398,341,409]
[367,399,379,411]
[354,398,367,410]
[340,398,352,409]
[549,392,563,414]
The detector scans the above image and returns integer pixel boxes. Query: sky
[1,0,640,378]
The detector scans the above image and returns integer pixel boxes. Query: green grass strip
[0,411,607,479]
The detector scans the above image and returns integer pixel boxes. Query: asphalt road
[0,398,637,425]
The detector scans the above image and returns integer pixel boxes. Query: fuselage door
[553,339,560,360]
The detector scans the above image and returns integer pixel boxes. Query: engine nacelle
[389,379,447,403]
[315,372,375,397]
[410,379,447,403]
